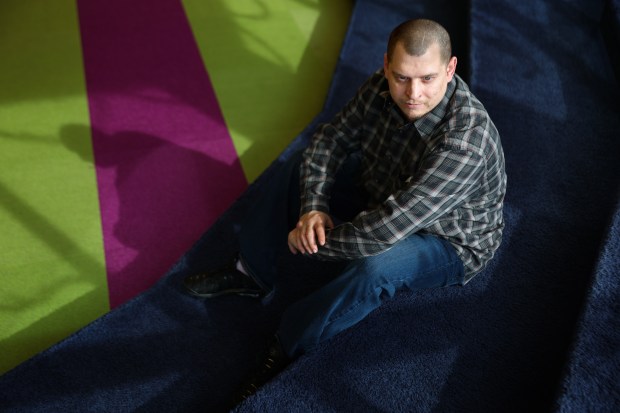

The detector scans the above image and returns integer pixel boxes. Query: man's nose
[406,80,420,98]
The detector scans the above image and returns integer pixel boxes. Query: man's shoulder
[451,75,487,114]
[350,68,390,114]
[447,76,496,131]
[359,68,389,95]
[438,76,501,152]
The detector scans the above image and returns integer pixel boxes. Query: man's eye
[423,76,433,82]
[397,76,407,82]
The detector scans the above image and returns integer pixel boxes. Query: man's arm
[313,144,485,260]
[299,72,382,216]
[290,73,383,255]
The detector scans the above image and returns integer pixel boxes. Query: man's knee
[342,255,387,283]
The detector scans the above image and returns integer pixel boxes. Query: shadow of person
[60,124,247,308]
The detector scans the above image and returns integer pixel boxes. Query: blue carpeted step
[554,199,620,412]
[602,0,620,81]
[552,5,620,412]
[468,0,620,411]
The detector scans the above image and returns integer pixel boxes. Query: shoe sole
[185,287,262,299]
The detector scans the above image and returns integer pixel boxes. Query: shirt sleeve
[315,143,486,260]
[299,76,377,215]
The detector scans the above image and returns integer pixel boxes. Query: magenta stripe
[77,0,247,308]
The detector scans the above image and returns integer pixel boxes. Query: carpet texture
[0,0,618,412]
[555,202,620,412]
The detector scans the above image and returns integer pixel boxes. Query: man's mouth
[406,101,422,108]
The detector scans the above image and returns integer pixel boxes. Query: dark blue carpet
[555,202,620,412]
[1,0,618,412]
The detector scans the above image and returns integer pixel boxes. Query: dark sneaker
[230,336,291,407]
[183,262,263,298]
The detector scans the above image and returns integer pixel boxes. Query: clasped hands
[288,210,334,255]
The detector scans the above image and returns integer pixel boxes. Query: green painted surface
[182,0,352,182]
[0,0,352,376]
[0,0,108,374]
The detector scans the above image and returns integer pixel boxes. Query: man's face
[384,42,457,121]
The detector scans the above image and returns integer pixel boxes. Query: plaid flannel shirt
[300,69,506,282]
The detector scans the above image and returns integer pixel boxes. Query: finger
[287,233,298,254]
[316,224,326,247]
[301,226,314,254]
[288,241,298,254]
[307,223,322,253]
[289,228,307,254]
[291,226,309,255]
[295,230,307,254]
[295,220,311,253]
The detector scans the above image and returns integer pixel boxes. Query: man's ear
[446,56,457,81]
[383,53,389,75]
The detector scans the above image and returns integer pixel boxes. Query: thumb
[324,214,335,230]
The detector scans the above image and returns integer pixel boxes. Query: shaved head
[387,19,452,64]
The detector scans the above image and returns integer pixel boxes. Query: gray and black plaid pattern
[300,70,507,282]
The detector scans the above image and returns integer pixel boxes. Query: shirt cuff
[300,195,330,216]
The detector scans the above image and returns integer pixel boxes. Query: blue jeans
[239,151,465,358]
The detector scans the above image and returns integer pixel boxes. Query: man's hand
[288,211,334,255]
